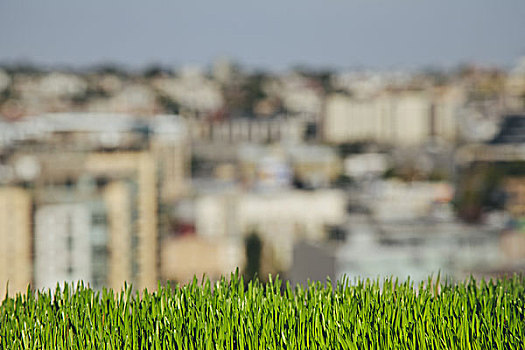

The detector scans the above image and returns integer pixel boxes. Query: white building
[291,213,504,284]
[0,69,11,93]
[266,73,323,117]
[34,203,95,290]
[38,72,87,99]
[344,153,389,179]
[506,57,525,111]
[152,71,223,114]
[194,189,346,271]
[88,84,157,114]
[336,214,503,283]
[369,180,454,222]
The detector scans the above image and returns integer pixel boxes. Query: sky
[1,0,524,71]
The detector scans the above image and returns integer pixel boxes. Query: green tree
[243,231,262,282]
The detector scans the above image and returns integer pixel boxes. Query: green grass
[1,272,524,349]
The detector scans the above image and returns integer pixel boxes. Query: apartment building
[0,113,189,292]
[187,117,305,144]
[0,187,32,297]
[323,88,462,146]
[35,203,96,290]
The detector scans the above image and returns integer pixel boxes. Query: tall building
[34,203,95,290]
[0,187,32,297]
[0,113,189,292]
[84,152,158,291]
[150,115,191,202]
[31,152,159,292]
[104,181,133,290]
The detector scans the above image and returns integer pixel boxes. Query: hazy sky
[1,0,524,71]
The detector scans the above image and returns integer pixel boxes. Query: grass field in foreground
[1,273,524,349]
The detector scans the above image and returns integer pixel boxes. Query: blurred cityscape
[1,58,525,295]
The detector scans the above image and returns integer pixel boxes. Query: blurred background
[1,0,525,294]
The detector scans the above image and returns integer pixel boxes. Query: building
[368,180,454,222]
[238,143,341,190]
[84,152,158,291]
[344,153,389,179]
[288,144,341,188]
[35,203,96,290]
[455,115,525,165]
[323,89,461,146]
[0,113,190,292]
[289,241,336,287]
[0,187,32,297]
[150,115,191,202]
[289,213,504,284]
[160,236,244,284]
[187,117,305,144]
[193,189,346,272]
[152,70,223,116]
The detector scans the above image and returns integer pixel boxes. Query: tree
[243,231,262,282]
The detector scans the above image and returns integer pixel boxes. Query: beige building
[0,187,32,297]
[288,145,341,187]
[431,86,464,143]
[85,152,158,291]
[104,181,133,290]
[0,113,190,293]
[150,115,191,202]
[323,93,387,144]
[160,236,244,284]
[323,89,461,146]
[187,117,305,144]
